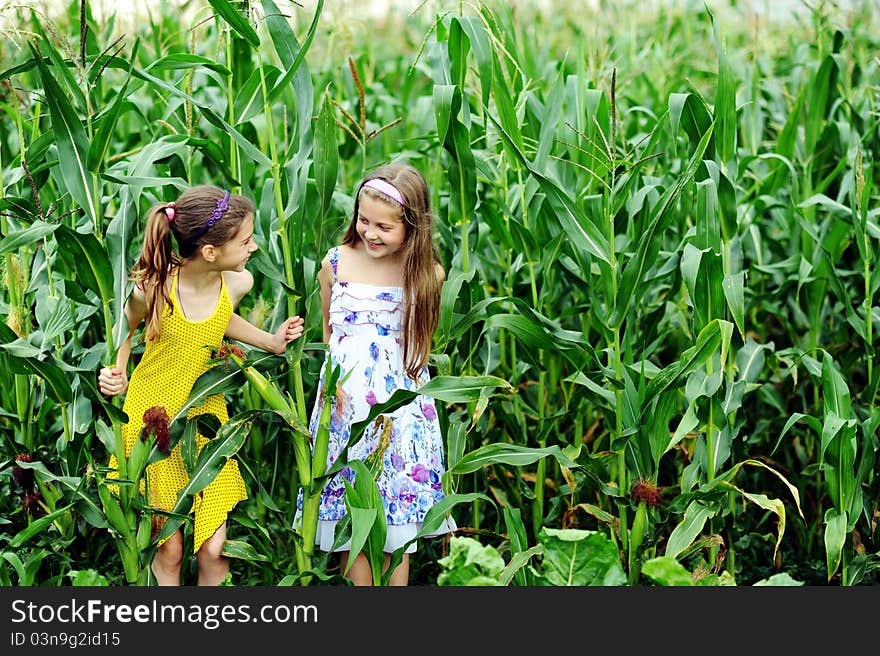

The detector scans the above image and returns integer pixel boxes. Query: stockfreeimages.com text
[10,599,317,631]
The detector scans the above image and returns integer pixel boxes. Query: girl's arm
[225,312,304,354]
[98,285,147,396]
[318,256,333,343]
[223,269,304,354]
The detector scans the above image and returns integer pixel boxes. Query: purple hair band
[186,190,230,243]
[362,178,404,206]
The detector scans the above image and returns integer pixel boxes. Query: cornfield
[1,0,879,586]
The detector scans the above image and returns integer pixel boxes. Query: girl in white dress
[306,163,456,585]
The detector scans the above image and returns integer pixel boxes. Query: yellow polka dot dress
[108,270,247,554]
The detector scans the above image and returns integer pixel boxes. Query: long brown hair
[342,163,442,381]
[130,184,254,342]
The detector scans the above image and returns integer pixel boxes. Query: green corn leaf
[88,45,136,173]
[263,0,322,152]
[821,351,851,417]
[451,443,579,475]
[30,42,98,228]
[17,355,73,404]
[805,56,838,152]
[488,110,611,266]
[208,0,260,47]
[439,267,476,338]
[10,503,76,548]
[722,272,745,340]
[664,501,718,560]
[0,221,58,255]
[644,319,726,405]
[234,64,281,124]
[823,508,847,581]
[148,53,232,77]
[54,225,114,311]
[174,365,246,425]
[709,6,737,164]
[221,540,270,562]
[610,120,715,328]
[14,460,106,530]
[314,88,338,223]
[156,412,256,543]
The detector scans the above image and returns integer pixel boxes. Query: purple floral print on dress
[421,402,437,420]
[411,464,429,483]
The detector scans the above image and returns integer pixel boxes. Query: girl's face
[214,214,258,271]
[356,195,406,260]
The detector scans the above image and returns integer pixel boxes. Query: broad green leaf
[823,508,846,581]
[664,501,717,559]
[642,556,695,586]
[644,320,725,405]
[263,0,322,153]
[610,120,715,328]
[54,225,114,309]
[314,89,338,223]
[709,6,737,163]
[10,503,76,547]
[156,412,256,542]
[437,536,505,586]
[221,540,270,562]
[208,0,260,47]
[30,42,98,228]
[538,528,626,586]
[18,355,73,404]
[0,221,58,255]
[451,443,578,475]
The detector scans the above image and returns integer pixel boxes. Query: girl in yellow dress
[98,185,304,586]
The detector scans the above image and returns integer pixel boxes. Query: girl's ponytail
[130,203,179,341]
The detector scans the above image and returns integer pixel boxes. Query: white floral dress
[299,246,456,554]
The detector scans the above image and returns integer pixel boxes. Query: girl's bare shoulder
[223,269,255,306]
[337,242,360,260]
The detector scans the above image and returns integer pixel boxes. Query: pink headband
[362,178,404,206]
[164,202,176,222]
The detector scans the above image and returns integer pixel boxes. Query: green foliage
[67,569,109,586]
[437,536,505,586]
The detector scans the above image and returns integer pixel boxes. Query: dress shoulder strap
[328,246,340,282]
[169,267,180,310]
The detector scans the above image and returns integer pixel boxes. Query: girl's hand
[98,366,129,397]
[270,316,305,354]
